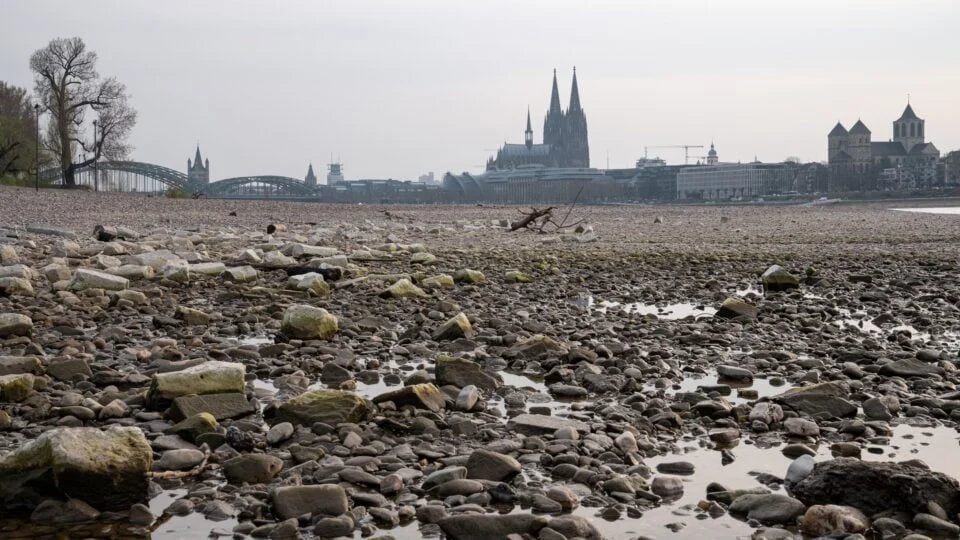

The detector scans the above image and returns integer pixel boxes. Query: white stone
[105,265,155,280]
[69,268,129,291]
[189,262,226,277]
[223,266,258,283]
[0,264,34,280]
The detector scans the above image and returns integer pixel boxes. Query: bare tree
[30,37,136,186]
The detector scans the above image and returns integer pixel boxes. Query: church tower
[562,68,589,167]
[524,108,533,148]
[893,103,924,153]
[707,142,718,165]
[304,163,317,186]
[543,69,563,148]
[187,145,209,185]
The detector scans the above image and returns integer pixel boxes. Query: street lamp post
[34,104,39,192]
[92,119,99,192]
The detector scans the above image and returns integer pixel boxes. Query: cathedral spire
[549,69,562,115]
[524,107,533,148]
[569,67,581,112]
[194,144,203,168]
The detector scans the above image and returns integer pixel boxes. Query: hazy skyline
[4,0,959,181]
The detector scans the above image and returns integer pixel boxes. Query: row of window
[896,122,923,138]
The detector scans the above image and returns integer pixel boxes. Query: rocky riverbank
[1,186,960,539]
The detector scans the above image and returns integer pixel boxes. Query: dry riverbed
[1,186,960,539]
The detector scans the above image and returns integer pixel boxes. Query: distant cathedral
[487,69,589,170]
[828,103,939,178]
[187,145,209,185]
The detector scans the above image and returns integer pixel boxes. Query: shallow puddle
[593,298,717,320]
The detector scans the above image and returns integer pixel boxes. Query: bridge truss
[45,161,322,199]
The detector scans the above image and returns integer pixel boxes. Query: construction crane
[643,145,705,165]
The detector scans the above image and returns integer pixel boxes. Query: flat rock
[507,414,590,436]
[272,485,348,519]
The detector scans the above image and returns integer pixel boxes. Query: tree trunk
[63,163,76,186]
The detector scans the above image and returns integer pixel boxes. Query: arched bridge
[46,160,323,199]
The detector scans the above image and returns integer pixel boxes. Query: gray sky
[4,0,958,181]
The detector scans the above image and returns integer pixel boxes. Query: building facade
[187,146,209,185]
[828,103,941,190]
[677,163,799,200]
[487,69,589,170]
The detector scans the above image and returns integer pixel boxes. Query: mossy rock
[453,269,486,284]
[280,305,338,340]
[505,271,533,283]
[422,274,455,289]
[271,390,371,427]
[146,361,246,407]
[0,426,152,512]
[380,278,428,299]
[0,373,34,402]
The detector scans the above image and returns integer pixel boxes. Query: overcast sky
[4,0,958,181]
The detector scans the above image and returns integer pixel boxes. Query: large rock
[716,297,758,319]
[774,382,857,418]
[466,449,522,481]
[507,414,590,436]
[280,304,338,340]
[435,356,501,391]
[272,485,348,519]
[438,514,547,540]
[69,268,129,291]
[729,493,806,525]
[0,427,152,512]
[146,361,246,406]
[0,313,33,337]
[272,390,371,427]
[790,458,960,517]
[372,383,446,412]
[878,358,943,378]
[432,312,474,341]
[762,264,800,292]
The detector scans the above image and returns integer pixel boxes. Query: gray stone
[435,356,501,390]
[438,513,546,540]
[272,485,349,519]
[69,268,129,291]
[155,449,205,471]
[507,414,590,436]
[223,454,283,484]
[729,493,806,525]
[169,392,254,421]
[466,449,521,481]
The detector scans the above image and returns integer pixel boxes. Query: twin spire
[547,68,581,115]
